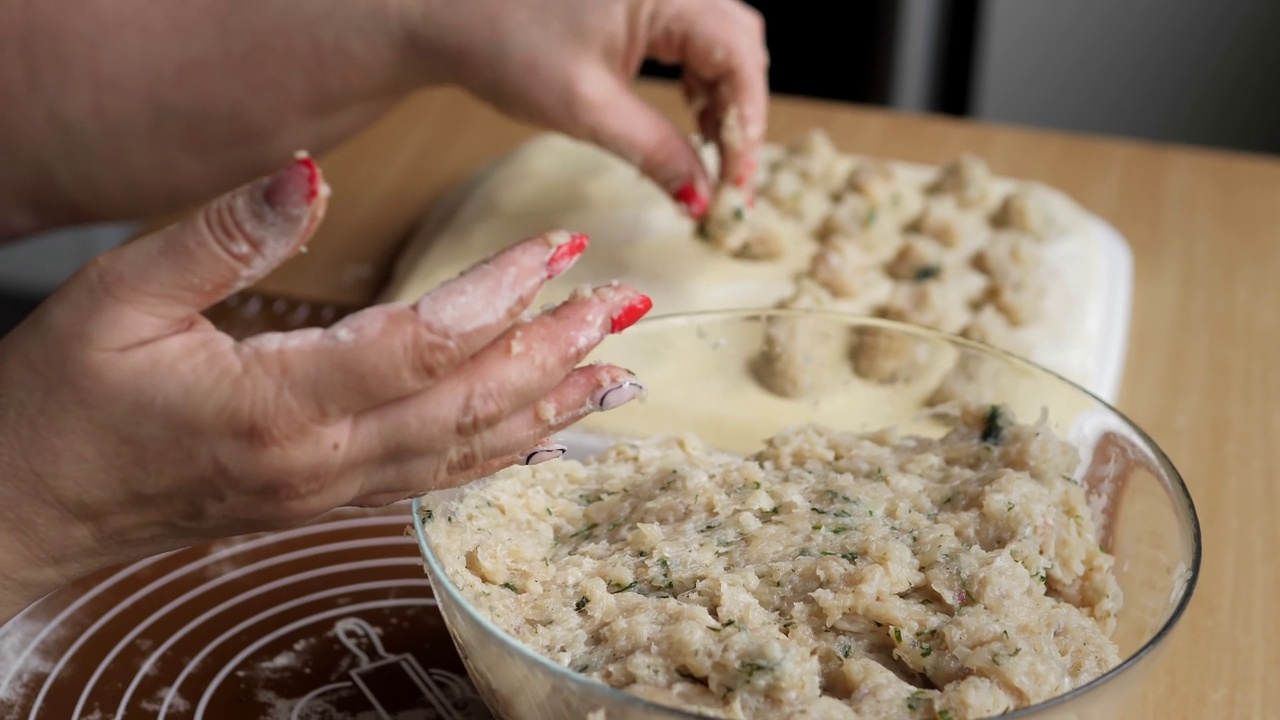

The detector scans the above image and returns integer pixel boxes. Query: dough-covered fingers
[345,282,652,464]
[347,432,567,507]
[653,0,769,193]
[564,67,714,219]
[355,363,643,499]
[241,231,590,419]
[413,230,589,334]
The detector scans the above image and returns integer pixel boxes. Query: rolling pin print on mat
[291,617,493,720]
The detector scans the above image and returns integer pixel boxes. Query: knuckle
[232,390,322,457]
[268,470,333,505]
[237,415,303,452]
[78,252,135,310]
[193,195,273,274]
[406,322,464,387]
[440,430,499,476]
[235,448,343,520]
[219,390,356,524]
[730,2,765,36]
[444,439,486,477]
[562,71,610,135]
[454,381,510,437]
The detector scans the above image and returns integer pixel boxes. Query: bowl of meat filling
[412,310,1199,720]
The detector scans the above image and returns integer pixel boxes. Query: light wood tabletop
[250,81,1277,718]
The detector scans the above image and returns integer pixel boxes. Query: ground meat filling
[424,405,1122,720]
[692,131,1078,389]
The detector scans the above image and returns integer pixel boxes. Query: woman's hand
[413,0,770,217]
[0,0,767,237]
[0,157,650,620]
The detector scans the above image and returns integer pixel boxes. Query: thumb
[567,69,712,218]
[64,154,329,347]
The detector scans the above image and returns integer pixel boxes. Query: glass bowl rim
[410,309,1202,720]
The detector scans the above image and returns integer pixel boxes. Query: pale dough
[381,133,1114,395]
[382,134,812,318]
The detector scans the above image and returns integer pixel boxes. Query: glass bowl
[411,310,1200,720]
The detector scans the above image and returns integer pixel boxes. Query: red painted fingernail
[264,154,324,211]
[674,182,709,219]
[610,294,653,334]
[546,233,590,279]
[298,156,321,202]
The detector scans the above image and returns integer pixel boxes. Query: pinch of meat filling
[424,404,1122,720]
[699,184,807,261]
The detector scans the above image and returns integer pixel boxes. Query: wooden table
[249,81,1277,719]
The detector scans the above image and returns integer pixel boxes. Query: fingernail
[674,182,709,219]
[264,152,325,212]
[610,294,653,333]
[546,232,590,279]
[520,443,568,466]
[591,378,647,411]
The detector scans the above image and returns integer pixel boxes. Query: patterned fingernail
[520,444,568,466]
[610,294,653,333]
[674,182,709,219]
[546,232,590,279]
[591,378,647,411]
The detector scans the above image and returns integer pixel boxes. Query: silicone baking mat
[0,505,491,719]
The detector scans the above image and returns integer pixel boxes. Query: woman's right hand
[1,0,767,238]
[0,155,649,621]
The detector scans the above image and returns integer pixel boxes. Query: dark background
[641,0,980,115]
[0,298,39,336]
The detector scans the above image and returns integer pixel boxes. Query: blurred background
[3,0,1277,332]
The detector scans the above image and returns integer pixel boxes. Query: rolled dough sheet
[381,134,1132,403]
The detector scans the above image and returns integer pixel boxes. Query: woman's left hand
[0,156,651,621]
[0,0,768,238]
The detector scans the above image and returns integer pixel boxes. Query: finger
[64,154,329,349]
[355,364,644,498]
[345,435,564,508]
[682,75,717,144]
[345,282,652,465]
[652,0,770,193]
[564,67,712,219]
[519,439,570,466]
[241,231,590,419]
